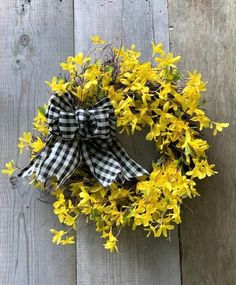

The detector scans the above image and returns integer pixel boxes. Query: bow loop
[47,93,115,140]
[59,111,78,139]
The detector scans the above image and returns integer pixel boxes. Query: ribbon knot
[19,93,148,187]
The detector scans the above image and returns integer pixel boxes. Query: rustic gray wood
[168,1,236,284]
[74,1,181,284]
[0,1,76,284]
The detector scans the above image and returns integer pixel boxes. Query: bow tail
[111,138,149,179]
[82,139,148,188]
[19,137,82,187]
[81,142,122,187]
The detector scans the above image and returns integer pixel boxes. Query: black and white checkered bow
[19,93,148,187]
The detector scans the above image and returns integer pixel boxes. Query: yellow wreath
[2,35,229,252]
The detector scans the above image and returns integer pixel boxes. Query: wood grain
[0,1,76,284]
[77,221,180,285]
[74,1,181,284]
[168,0,236,284]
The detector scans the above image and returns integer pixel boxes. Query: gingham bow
[19,93,148,187]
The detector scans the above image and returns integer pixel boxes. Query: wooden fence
[0,0,235,284]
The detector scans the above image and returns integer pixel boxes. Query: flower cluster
[2,35,228,252]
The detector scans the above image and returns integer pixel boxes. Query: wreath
[2,35,229,252]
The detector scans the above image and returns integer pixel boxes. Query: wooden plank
[74,1,181,284]
[168,0,236,284]
[0,1,76,284]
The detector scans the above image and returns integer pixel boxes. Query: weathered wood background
[0,1,76,284]
[0,0,235,284]
[169,0,236,284]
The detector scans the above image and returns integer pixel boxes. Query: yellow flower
[69,181,89,197]
[134,212,152,227]
[212,122,229,136]
[33,108,49,136]
[60,56,76,74]
[2,161,17,176]
[186,159,217,179]
[103,230,119,252]
[189,139,209,157]
[74,86,83,101]
[151,42,165,56]
[45,77,69,95]
[56,80,69,95]
[169,206,181,224]
[74,53,91,65]
[129,79,151,105]
[54,206,68,223]
[155,52,181,69]
[159,82,173,100]
[18,132,32,153]
[50,229,66,244]
[78,187,91,207]
[107,86,124,102]
[53,193,65,208]
[155,223,174,237]
[20,132,32,144]
[83,79,98,90]
[136,61,160,82]
[53,193,70,223]
[191,109,211,130]
[168,116,189,142]
[104,240,118,252]
[146,123,161,141]
[64,214,76,227]
[32,180,45,191]
[90,35,105,45]
[181,131,209,157]
[60,236,75,245]
[84,63,101,81]
[31,136,45,153]
[186,71,206,93]
[45,76,57,90]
